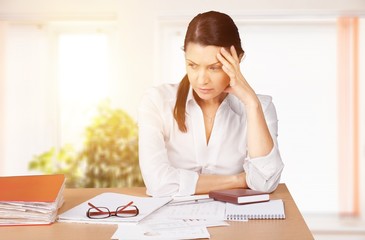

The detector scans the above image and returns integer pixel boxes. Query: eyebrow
[186,59,221,66]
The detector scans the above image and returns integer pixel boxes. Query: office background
[0,0,364,239]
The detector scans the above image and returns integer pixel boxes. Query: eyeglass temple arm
[87,201,134,213]
[88,202,104,212]
[116,201,134,213]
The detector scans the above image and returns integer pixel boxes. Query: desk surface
[0,184,313,240]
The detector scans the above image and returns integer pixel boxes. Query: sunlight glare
[57,33,110,146]
[58,33,109,103]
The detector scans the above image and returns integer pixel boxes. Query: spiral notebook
[225,199,285,221]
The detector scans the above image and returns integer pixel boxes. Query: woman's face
[185,42,230,102]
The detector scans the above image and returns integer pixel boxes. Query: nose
[197,69,209,85]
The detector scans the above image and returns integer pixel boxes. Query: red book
[0,174,65,202]
[209,188,270,205]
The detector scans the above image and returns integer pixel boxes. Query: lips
[199,88,213,94]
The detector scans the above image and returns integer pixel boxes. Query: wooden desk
[0,184,313,240]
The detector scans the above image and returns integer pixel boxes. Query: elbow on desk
[248,179,280,193]
[245,156,284,193]
[246,169,283,193]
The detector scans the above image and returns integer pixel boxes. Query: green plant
[28,144,84,187]
[29,101,144,188]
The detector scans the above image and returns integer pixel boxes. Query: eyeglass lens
[87,205,139,219]
[116,205,139,217]
[87,207,110,219]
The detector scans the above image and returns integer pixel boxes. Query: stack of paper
[0,174,65,226]
[111,195,228,240]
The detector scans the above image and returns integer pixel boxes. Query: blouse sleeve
[138,88,199,197]
[243,96,284,193]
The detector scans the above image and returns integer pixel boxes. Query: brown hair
[173,11,244,132]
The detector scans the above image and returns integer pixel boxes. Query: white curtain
[0,23,58,175]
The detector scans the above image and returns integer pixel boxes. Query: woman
[138,11,284,197]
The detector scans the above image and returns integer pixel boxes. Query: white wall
[0,0,118,18]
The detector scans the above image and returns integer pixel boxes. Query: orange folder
[0,174,65,203]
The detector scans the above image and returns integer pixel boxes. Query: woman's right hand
[217,46,260,109]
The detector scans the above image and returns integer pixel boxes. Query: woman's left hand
[217,46,259,108]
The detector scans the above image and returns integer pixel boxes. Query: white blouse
[138,84,284,197]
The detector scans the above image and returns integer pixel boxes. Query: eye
[209,65,222,71]
[187,63,197,69]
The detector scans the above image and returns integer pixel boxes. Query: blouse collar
[185,86,236,112]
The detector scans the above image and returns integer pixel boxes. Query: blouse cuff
[244,145,283,180]
[243,145,284,193]
[174,169,199,197]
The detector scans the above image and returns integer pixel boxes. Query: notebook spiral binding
[226,213,285,221]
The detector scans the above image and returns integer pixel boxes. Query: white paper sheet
[111,221,211,240]
[169,194,211,205]
[58,192,172,224]
[146,200,226,220]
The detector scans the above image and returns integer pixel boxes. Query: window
[0,21,117,175]
[57,32,110,148]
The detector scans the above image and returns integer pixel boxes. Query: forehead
[185,43,221,64]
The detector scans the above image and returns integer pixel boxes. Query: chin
[196,92,213,100]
